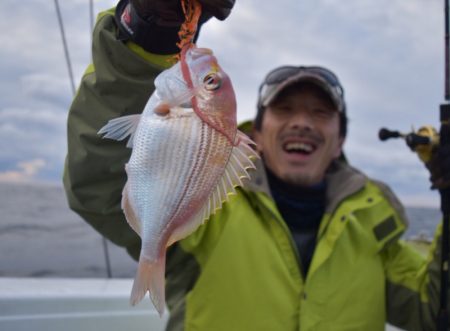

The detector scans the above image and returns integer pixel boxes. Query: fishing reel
[378,125,439,163]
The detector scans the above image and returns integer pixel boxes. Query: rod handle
[378,128,401,141]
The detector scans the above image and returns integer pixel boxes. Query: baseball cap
[256,65,346,121]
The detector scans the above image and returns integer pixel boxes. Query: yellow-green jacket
[63,10,447,331]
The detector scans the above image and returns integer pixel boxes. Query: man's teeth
[285,142,314,153]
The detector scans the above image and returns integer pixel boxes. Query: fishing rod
[379,0,450,329]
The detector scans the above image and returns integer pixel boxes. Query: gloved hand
[426,144,450,190]
[198,0,235,20]
[115,0,235,54]
[132,0,235,22]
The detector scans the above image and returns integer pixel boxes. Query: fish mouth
[190,47,213,59]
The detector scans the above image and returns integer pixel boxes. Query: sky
[0,0,446,207]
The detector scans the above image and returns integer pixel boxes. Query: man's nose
[289,109,314,130]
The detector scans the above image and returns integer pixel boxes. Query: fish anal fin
[130,255,166,317]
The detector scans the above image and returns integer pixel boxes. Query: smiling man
[253,67,346,187]
[63,1,450,330]
[248,66,351,278]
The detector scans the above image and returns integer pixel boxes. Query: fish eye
[203,73,221,91]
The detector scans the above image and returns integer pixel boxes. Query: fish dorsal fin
[98,114,141,148]
[166,131,259,246]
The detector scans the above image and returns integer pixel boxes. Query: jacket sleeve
[62,9,171,260]
[377,181,445,331]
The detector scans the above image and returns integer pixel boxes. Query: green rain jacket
[64,10,448,331]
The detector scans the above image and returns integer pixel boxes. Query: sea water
[0,181,442,278]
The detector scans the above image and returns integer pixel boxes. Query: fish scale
[128,115,204,251]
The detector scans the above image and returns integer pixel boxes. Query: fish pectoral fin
[121,182,141,236]
[130,255,166,317]
[98,114,141,148]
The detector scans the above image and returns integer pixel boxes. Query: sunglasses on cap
[257,65,345,112]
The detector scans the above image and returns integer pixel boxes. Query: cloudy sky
[0,0,446,207]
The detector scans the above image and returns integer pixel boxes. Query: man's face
[253,83,344,186]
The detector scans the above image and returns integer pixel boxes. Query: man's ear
[333,136,345,159]
[251,127,263,154]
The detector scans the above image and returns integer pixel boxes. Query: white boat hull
[0,278,167,331]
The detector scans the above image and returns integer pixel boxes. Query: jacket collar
[246,159,368,215]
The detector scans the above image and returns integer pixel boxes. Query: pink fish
[98,47,258,315]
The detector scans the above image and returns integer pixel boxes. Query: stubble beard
[281,172,319,187]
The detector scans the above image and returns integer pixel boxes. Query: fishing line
[89,0,95,38]
[87,0,113,280]
[54,0,76,96]
[54,0,113,279]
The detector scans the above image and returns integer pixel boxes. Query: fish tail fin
[130,255,166,317]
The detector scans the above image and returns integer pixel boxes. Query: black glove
[426,144,450,190]
[197,0,235,20]
[133,0,235,21]
[115,0,235,54]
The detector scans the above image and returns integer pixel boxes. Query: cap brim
[261,72,344,113]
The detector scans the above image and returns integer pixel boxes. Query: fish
[98,46,259,316]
